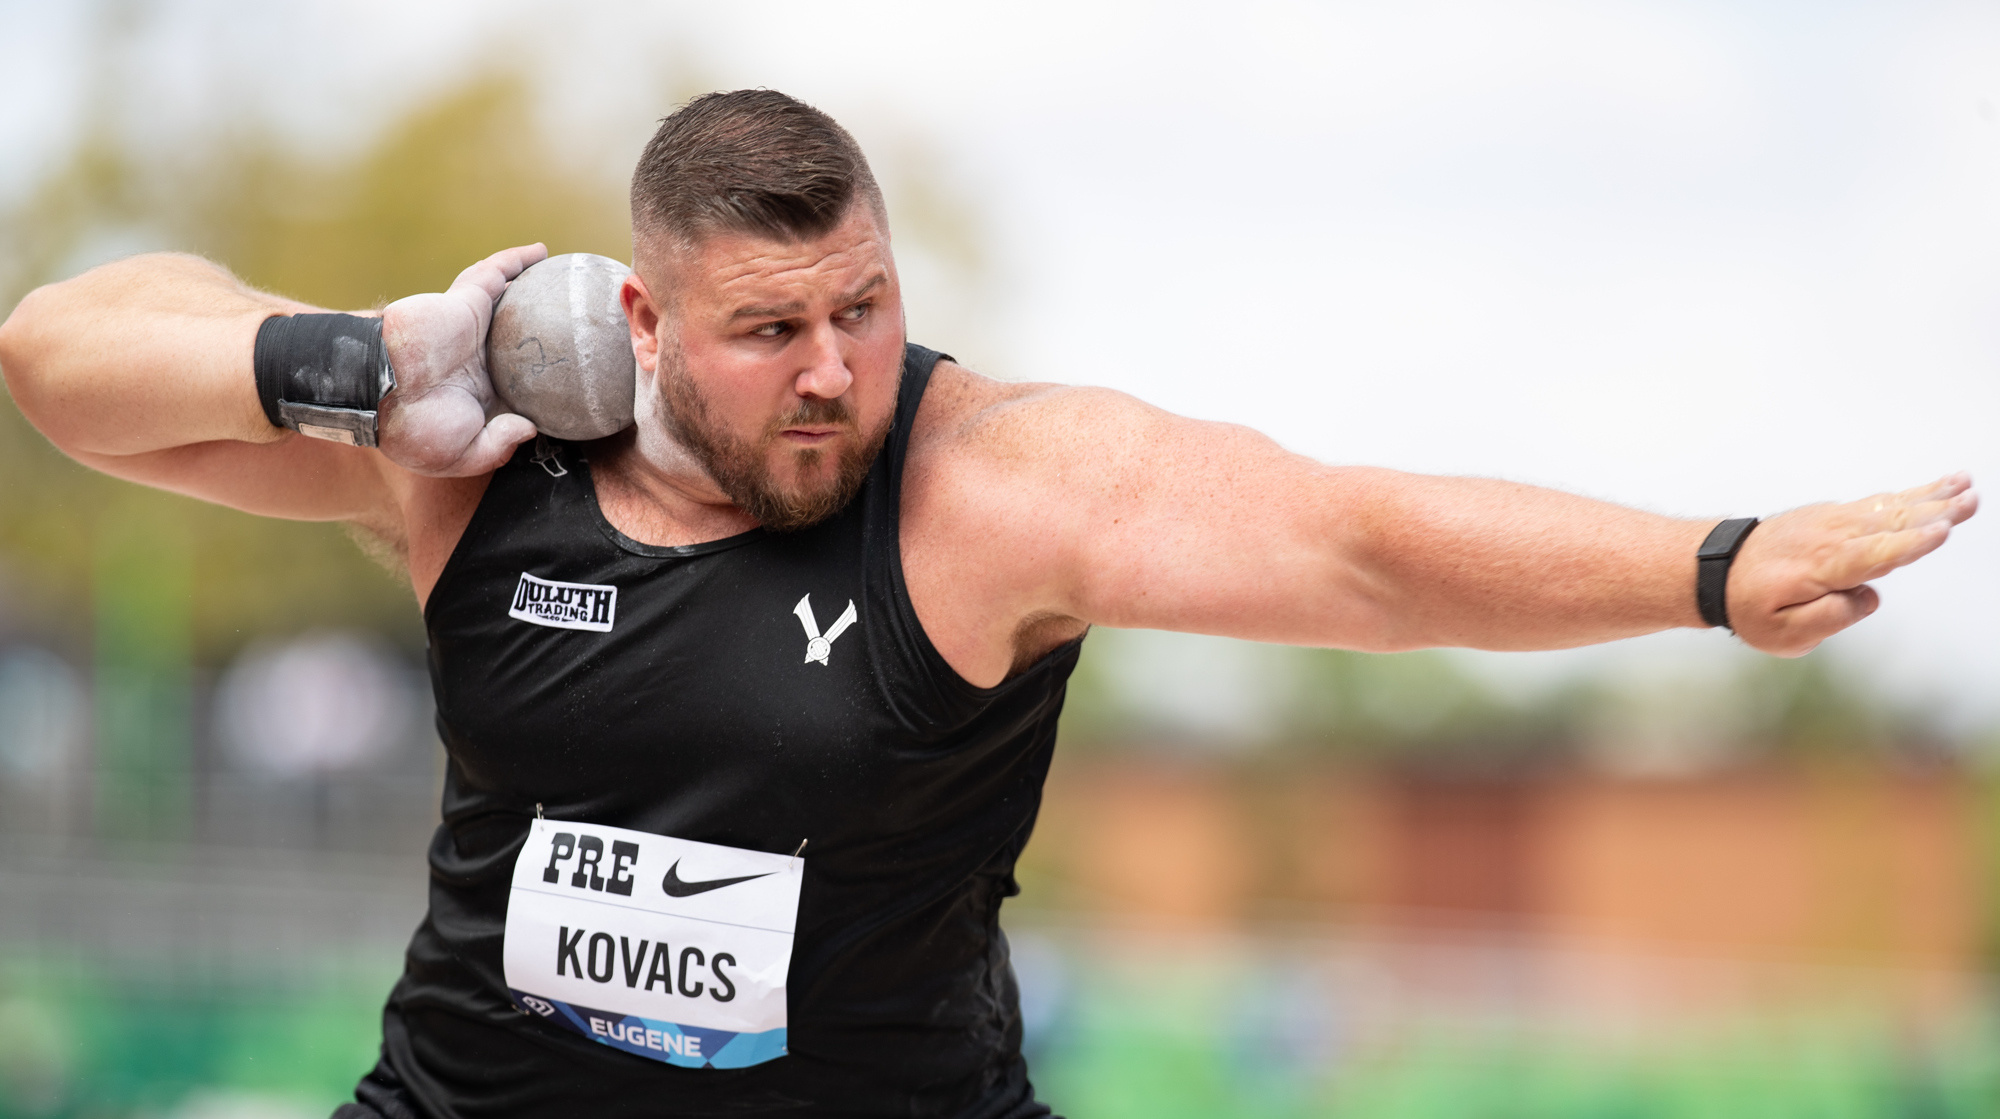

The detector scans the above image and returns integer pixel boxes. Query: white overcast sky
[5,0,1999,720]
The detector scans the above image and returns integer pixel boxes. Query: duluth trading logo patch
[510,573,618,632]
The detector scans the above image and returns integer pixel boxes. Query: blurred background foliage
[1058,632,1946,769]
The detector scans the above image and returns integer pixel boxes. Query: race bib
[503,818,803,1068]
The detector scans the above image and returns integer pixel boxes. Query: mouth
[777,426,846,447]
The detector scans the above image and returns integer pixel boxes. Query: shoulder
[906,359,1163,480]
[895,360,1288,681]
[900,357,1300,573]
[906,359,1251,518]
[897,361,1109,682]
[899,358,1165,592]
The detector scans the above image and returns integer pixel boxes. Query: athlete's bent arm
[0,245,549,529]
[912,370,1974,674]
[2,254,306,453]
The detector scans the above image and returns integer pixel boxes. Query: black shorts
[331,1037,1061,1119]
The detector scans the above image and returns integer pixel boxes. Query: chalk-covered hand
[376,243,548,476]
[1728,473,1977,656]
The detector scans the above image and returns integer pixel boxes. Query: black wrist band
[253,313,396,447]
[1696,517,1759,630]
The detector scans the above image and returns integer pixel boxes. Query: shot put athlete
[0,90,1978,1118]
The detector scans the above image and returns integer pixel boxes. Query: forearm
[0,253,314,457]
[1341,469,1711,651]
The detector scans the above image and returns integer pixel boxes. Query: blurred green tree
[1054,629,1941,771]
[1279,647,1591,764]
[1738,655,1927,758]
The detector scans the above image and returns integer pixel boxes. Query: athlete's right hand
[377,243,549,476]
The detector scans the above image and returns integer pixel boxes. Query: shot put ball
[486,253,636,440]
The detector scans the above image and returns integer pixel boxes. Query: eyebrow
[729,273,886,321]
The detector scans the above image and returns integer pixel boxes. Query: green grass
[1026,956,2000,1119]
[3,948,1996,1118]
[0,953,398,1118]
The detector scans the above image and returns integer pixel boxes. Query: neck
[592,424,760,547]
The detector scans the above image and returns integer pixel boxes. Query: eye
[837,302,870,323]
[749,320,791,338]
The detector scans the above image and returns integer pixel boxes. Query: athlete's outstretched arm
[909,367,1975,677]
[0,245,547,523]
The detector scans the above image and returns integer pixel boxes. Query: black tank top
[384,345,1079,1118]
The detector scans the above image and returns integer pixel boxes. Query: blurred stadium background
[3,2,2000,1116]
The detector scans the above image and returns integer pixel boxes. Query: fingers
[377,379,531,476]
[1835,520,1954,586]
[1946,487,1979,525]
[449,243,550,305]
[1809,474,1977,586]
[1908,488,1981,533]
[491,242,549,280]
[1890,472,1972,507]
[437,413,538,477]
[1865,492,1976,535]
[1859,473,1977,529]
[1818,473,1977,587]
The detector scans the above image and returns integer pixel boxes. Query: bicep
[1035,396,1697,652]
[1,253,313,458]
[1076,420,1395,645]
[969,388,1401,649]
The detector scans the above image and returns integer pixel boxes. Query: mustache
[772,395,855,432]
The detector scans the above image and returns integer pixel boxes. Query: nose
[793,325,853,401]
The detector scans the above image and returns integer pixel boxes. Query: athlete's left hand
[1725,472,1977,657]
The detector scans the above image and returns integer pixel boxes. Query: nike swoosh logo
[660,860,774,898]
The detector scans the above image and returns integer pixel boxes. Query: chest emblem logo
[792,594,858,666]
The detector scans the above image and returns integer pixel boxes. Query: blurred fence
[0,634,438,1117]
[0,636,440,859]
[1001,750,2000,1118]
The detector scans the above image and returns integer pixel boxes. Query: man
[0,89,1975,1118]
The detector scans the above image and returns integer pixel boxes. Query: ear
[621,271,663,376]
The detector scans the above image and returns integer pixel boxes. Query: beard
[654,342,894,532]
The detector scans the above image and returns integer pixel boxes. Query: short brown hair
[630,89,883,249]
